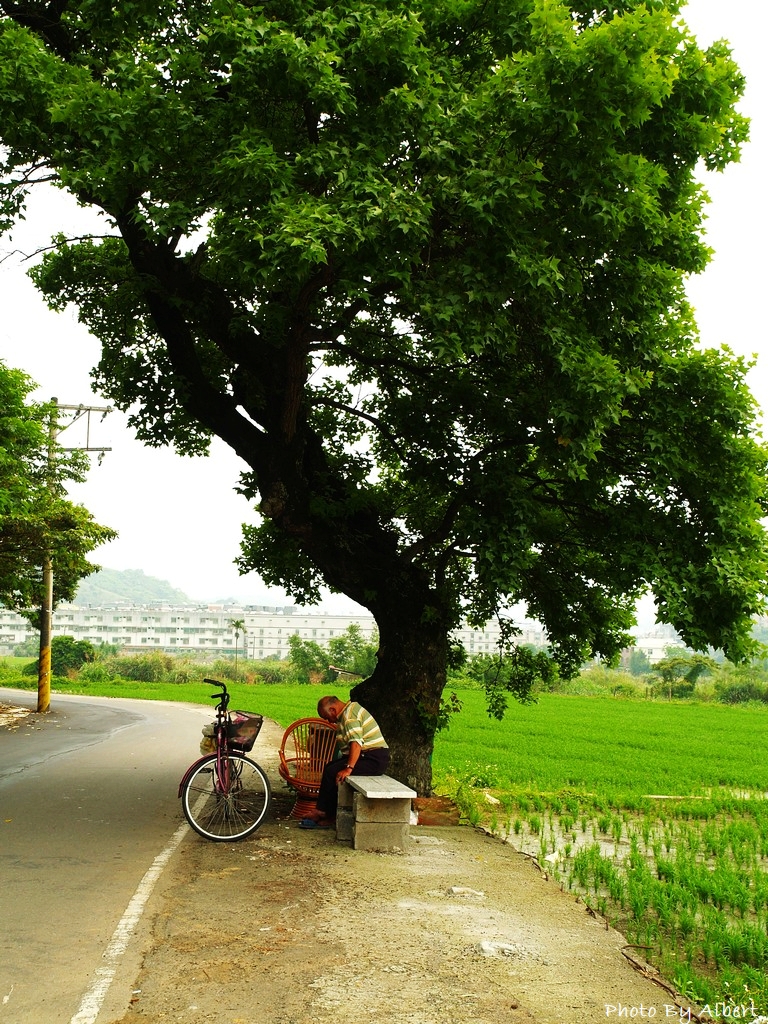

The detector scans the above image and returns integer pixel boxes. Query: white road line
[69,822,189,1024]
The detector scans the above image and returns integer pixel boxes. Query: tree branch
[312,396,406,458]
[0,233,118,267]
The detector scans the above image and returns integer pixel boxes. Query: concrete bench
[336,774,416,852]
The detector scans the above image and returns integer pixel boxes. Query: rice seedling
[611,815,624,847]
[559,813,575,836]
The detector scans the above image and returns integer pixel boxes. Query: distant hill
[74,568,193,606]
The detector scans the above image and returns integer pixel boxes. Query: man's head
[317,695,345,722]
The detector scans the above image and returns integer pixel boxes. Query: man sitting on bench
[299,696,390,829]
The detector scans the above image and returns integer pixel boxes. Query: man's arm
[336,741,361,782]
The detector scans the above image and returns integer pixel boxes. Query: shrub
[106,652,175,682]
[249,661,294,685]
[612,683,640,699]
[52,636,96,675]
[715,681,768,705]
[21,635,96,677]
[565,666,645,698]
[207,658,245,683]
[78,662,114,683]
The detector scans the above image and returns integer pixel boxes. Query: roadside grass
[0,657,33,671]
[3,672,767,1011]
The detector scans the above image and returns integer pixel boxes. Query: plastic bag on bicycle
[226,711,264,752]
[199,721,214,755]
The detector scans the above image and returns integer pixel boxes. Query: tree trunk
[350,606,449,795]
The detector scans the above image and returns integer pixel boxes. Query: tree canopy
[0,360,116,613]
[1,0,766,788]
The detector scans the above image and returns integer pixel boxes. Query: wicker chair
[278,718,339,819]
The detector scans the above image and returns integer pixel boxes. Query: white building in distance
[0,602,547,659]
[629,628,680,664]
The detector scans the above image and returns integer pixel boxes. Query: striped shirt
[337,702,388,754]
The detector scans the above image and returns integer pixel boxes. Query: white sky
[0,0,766,616]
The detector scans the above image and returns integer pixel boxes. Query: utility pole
[37,399,111,713]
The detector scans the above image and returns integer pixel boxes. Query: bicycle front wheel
[181,753,271,841]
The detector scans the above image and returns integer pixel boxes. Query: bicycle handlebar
[203,678,229,707]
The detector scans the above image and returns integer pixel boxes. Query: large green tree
[0,360,116,612]
[1,0,766,790]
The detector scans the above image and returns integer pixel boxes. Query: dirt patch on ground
[107,719,703,1024]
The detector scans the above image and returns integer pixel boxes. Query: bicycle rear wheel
[181,753,271,841]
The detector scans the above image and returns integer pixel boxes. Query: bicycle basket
[227,711,264,752]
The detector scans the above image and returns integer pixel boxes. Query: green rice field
[432,691,768,798]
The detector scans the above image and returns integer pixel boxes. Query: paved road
[0,688,212,1024]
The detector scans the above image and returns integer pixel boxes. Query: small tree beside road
[0,360,115,615]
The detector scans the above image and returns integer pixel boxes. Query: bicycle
[178,678,271,841]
